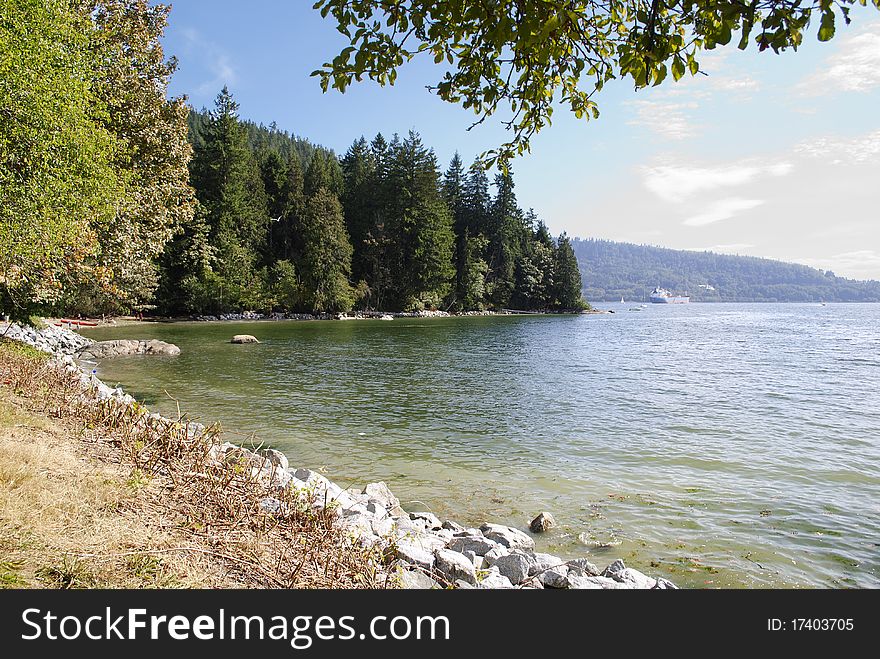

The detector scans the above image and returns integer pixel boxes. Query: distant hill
[571,238,880,303]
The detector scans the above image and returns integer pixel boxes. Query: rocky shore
[1,320,675,590]
[190,309,497,322]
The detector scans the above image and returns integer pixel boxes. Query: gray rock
[78,339,179,359]
[529,511,556,533]
[143,339,181,355]
[447,535,501,556]
[493,552,532,585]
[259,497,282,514]
[434,549,477,586]
[480,523,535,551]
[454,580,475,589]
[371,517,396,537]
[478,569,514,589]
[441,520,464,532]
[256,448,289,471]
[566,558,601,577]
[231,335,260,344]
[362,481,401,511]
[429,528,454,543]
[538,566,570,589]
[365,500,390,519]
[399,569,440,590]
[400,532,446,554]
[453,527,483,537]
[653,577,679,590]
[611,568,657,589]
[566,575,605,590]
[569,575,630,589]
[528,552,566,576]
[409,511,442,529]
[395,542,435,571]
[483,546,511,566]
[602,559,627,577]
[342,513,376,539]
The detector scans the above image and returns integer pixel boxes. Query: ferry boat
[649,287,690,304]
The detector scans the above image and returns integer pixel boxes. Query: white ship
[649,286,690,304]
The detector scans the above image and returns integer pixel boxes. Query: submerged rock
[78,339,180,359]
[529,511,556,533]
[231,334,260,344]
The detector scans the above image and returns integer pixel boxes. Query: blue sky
[161,2,880,280]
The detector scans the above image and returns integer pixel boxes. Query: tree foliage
[0,0,193,319]
[313,0,880,167]
[0,0,122,319]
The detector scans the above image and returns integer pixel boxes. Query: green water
[83,304,880,588]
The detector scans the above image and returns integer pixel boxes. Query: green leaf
[818,10,835,42]
[653,64,667,86]
[671,56,685,81]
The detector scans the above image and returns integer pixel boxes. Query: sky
[159,2,880,281]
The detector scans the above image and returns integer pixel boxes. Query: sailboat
[620,297,625,304]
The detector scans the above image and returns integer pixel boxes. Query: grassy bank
[0,339,388,589]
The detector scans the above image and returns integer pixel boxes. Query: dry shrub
[0,339,392,589]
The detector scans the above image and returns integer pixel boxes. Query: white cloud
[626,100,700,140]
[180,28,238,97]
[642,160,792,203]
[682,198,765,227]
[794,129,880,164]
[798,251,880,281]
[797,22,880,94]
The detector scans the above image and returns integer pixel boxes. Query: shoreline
[0,320,675,590]
[48,308,609,330]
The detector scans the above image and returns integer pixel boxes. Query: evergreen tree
[553,233,586,310]
[385,131,454,309]
[461,162,491,237]
[190,87,269,306]
[486,172,523,308]
[443,153,470,309]
[300,189,354,313]
[341,137,376,283]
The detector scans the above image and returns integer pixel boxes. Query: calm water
[83,304,880,588]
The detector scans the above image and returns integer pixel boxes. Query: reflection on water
[86,303,880,588]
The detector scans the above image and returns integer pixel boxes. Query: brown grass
[0,338,391,589]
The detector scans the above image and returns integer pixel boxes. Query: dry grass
[0,339,391,589]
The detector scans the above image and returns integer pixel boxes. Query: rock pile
[1,322,94,356]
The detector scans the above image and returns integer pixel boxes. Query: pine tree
[341,137,376,284]
[486,172,524,308]
[385,131,454,309]
[300,189,354,313]
[553,233,586,310]
[190,87,269,308]
[443,153,471,309]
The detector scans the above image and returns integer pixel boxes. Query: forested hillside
[573,239,880,303]
[157,90,586,316]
